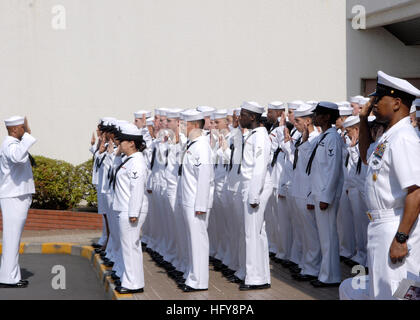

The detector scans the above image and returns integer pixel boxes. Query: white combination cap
[166,108,184,119]
[287,101,304,110]
[211,109,228,120]
[196,106,216,117]
[134,110,152,119]
[369,71,420,99]
[268,101,285,110]
[241,101,264,114]
[181,109,205,122]
[4,116,24,127]
[294,104,315,118]
[342,115,360,128]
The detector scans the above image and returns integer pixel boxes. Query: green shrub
[31,156,97,210]
[74,158,97,208]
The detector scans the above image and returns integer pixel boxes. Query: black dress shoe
[116,286,144,294]
[0,280,29,288]
[214,264,228,272]
[239,283,271,291]
[340,255,350,262]
[289,265,302,274]
[180,284,208,292]
[310,280,341,288]
[100,251,107,257]
[269,252,276,258]
[292,273,318,281]
[111,273,120,281]
[92,243,102,249]
[280,260,294,268]
[114,280,121,287]
[95,248,103,254]
[344,259,359,268]
[222,268,235,277]
[227,275,243,284]
[103,261,114,267]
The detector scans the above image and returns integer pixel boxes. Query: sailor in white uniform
[178,109,214,292]
[0,116,36,288]
[300,101,344,288]
[112,123,148,294]
[236,102,272,291]
[340,71,420,300]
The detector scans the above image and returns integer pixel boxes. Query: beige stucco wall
[0,0,347,164]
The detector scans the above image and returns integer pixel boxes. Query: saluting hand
[350,134,358,147]
[389,238,408,264]
[24,117,31,134]
[107,140,114,153]
[359,98,373,120]
[302,123,309,143]
[91,132,96,146]
[284,127,291,143]
[279,112,286,127]
[99,133,106,153]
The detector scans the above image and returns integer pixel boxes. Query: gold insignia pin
[367,212,372,221]
[373,173,377,181]
[391,90,394,94]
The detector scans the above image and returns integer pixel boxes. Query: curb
[0,242,133,300]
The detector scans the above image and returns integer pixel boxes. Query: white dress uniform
[340,71,420,300]
[0,127,36,284]
[301,123,344,284]
[341,117,420,299]
[237,124,272,286]
[113,148,148,290]
[180,132,214,289]
[224,125,244,273]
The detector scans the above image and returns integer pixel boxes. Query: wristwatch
[395,232,409,244]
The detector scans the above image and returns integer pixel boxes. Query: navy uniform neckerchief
[237,130,257,174]
[178,140,198,176]
[306,132,330,175]
[112,156,133,190]
[292,136,303,170]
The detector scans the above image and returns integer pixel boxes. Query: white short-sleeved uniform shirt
[365,117,420,211]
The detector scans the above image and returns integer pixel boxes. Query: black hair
[286,121,294,133]
[315,107,339,125]
[197,119,205,129]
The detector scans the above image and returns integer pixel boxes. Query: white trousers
[213,185,228,263]
[274,196,293,261]
[183,205,209,289]
[288,194,303,266]
[228,190,243,273]
[313,196,342,284]
[105,194,124,278]
[336,189,356,259]
[293,196,321,277]
[0,195,31,284]
[220,186,234,269]
[347,188,369,266]
[264,191,278,254]
[118,211,146,290]
[162,192,177,264]
[241,184,272,286]
[173,195,189,274]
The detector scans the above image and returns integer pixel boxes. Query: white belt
[366,208,403,222]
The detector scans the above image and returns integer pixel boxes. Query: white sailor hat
[115,120,129,132]
[181,109,205,121]
[338,105,353,116]
[241,101,265,114]
[342,115,360,128]
[4,116,24,127]
[268,101,285,110]
[360,97,370,105]
[349,95,364,104]
[294,104,315,118]
[306,101,319,108]
[287,101,304,110]
[196,106,216,117]
[368,116,376,122]
[369,71,420,101]
[134,110,152,119]
[227,109,235,116]
[146,118,154,126]
[261,112,267,118]
[166,108,184,119]
[234,108,241,116]
[337,101,351,108]
[116,122,143,141]
[211,109,228,120]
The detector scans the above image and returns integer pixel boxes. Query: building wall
[0,0,347,164]
[346,0,420,96]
